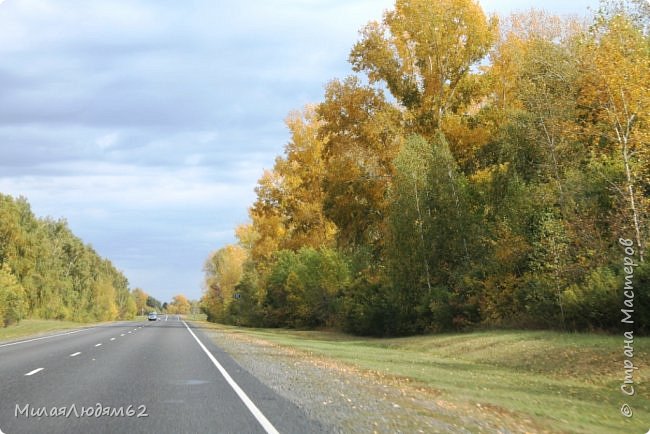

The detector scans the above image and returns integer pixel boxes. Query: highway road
[0,317,327,434]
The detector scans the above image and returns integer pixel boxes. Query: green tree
[387,134,476,331]
[0,263,27,326]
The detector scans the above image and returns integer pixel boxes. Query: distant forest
[0,193,166,326]
[0,193,134,325]
[202,0,650,336]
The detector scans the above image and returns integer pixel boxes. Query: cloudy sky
[0,0,599,302]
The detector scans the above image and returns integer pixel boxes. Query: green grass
[0,319,95,342]
[182,313,207,321]
[197,323,650,434]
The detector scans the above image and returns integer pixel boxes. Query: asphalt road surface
[0,317,326,434]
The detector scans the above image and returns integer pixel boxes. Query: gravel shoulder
[196,322,548,434]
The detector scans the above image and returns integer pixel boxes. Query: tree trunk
[615,110,645,262]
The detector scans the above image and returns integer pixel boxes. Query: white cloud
[96,132,120,150]
[0,162,255,209]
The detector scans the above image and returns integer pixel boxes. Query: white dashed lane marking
[0,329,89,348]
[95,343,102,347]
[25,368,44,376]
[70,352,81,357]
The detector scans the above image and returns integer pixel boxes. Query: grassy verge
[194,322,649,434]
[182,313,207,321]
[0,319,97,343]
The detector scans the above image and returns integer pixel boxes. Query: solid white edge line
[0,328,89,348]
[182,321,280,434]
[70,352,81,357]
[25,368,44,376]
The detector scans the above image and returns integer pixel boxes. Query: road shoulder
[192,322,540,433]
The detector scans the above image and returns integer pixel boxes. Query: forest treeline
[202,0,650,335]
[0,193,153,326]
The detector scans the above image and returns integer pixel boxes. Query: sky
[0,0,600,303]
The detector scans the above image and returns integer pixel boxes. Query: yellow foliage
[171,294,191,315]
[442,114,492,165]
[469,163,509,185]
[352,0,497,133]
[249,105,336,261]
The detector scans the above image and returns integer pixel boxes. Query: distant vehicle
[148,312,158,321]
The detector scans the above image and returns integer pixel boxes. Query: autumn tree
[249,169,287,263]
[249,106,336,263]
[132,288,149,316]
[235,223,259,252]
[169,294,191,315]
[201,244,248,321]
[350,0,497,136]
[317,77,402,255]
[203,0,650,335]
[0,193,139,324]
[578,10,649,262]
[274,106,337,250]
